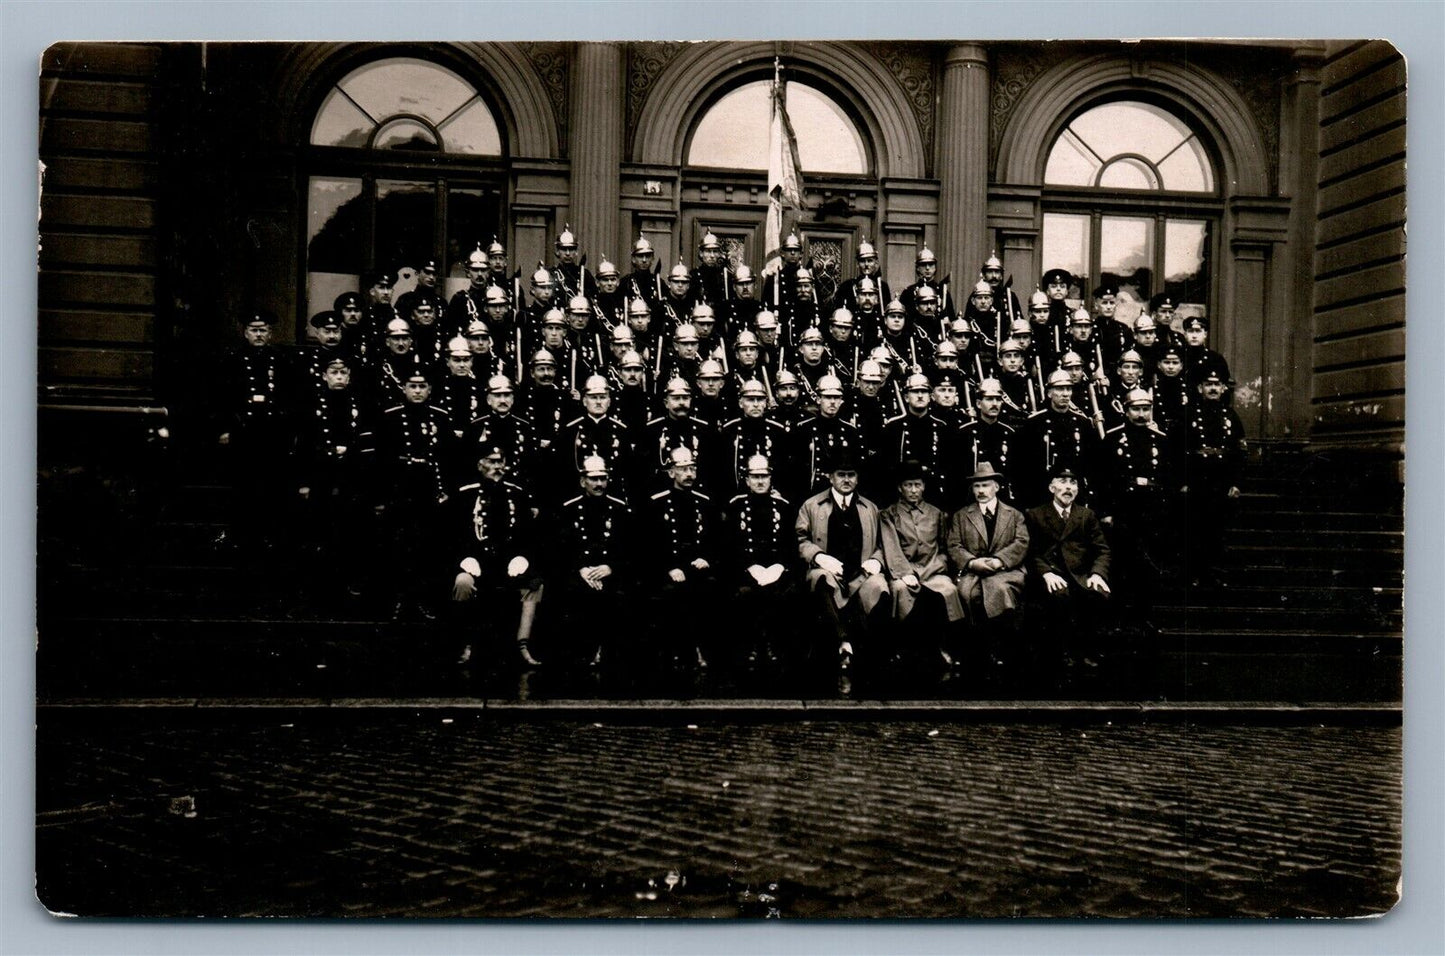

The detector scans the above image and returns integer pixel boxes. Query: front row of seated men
[447,439,1111,676]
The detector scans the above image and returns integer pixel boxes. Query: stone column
[937,44,990,287]
[568,44,624,268]
[1270,43,1327,440]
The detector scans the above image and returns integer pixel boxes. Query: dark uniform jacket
[452,477,536,578]
[370,402,454,506]
[726,490,795,577]
[555,413,632,500]
[554,491,632,578]
[1098,421,1180,519]
[641,415,714,490]
[880,410,956,505]
[1017,407,1098,505]
[788,414,861,499]
[643,486,718,577]
[716,415,789,496]
[293,384,370,490]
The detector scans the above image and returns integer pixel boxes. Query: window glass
[1099,216,1155,305]
[310,58,502,156]
[310,89,372,148]
[305,176,364,335]
[1045,100,1212,193]
[1164,220,1210,319]
[687,80,868,175]
[438,99,503,156]
[338,57,475,126]
[375,181,436,278]
[1041,213,1090,284]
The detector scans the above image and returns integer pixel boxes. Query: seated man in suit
[880,459,964,667]
[947,461,1030,667]
[1024,464,1112,668]
[795,451,891,672]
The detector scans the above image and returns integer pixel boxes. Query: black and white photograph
[33,35,1406,921]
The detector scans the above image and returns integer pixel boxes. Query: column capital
[943,43,989,69]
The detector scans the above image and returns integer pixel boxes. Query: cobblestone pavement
[36,715,1400,918]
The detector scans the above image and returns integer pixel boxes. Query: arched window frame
[297,52,512,334]
[681,72,876,180]
[1038,93,1224,319]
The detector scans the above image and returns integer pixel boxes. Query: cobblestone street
[36,714,1399,918]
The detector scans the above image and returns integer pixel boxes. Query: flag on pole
[764,58,803,275]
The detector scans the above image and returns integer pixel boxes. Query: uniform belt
[1193,447,1227,457]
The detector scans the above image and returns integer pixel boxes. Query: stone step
[1222,544,1403,572]
[1217,565,1402,590]
[1231,509,1403,533]
[1227,528,1402,549]
[1152,604,1400,632]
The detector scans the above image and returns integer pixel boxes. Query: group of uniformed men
[216,225,1247,675]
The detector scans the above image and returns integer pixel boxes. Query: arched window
[1039,99,1219,321]
[303,57,507,328]
[686,79,869,175]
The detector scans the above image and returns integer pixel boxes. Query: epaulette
[1070,409,1092,421]
[383,405,404,414]
[562,495,584,507]
[458,482,481,492]
[796,416,818,426]
[999,421,1016,433]
[564,416,585,427]
[1105,424,1125,436]
[646,416,665,426]
[606,495,628,506]
[694,416,711,426]
[650,490,671,500]
[1147,423,1169,437]
[722,417,742,429]
[771,491,792,506]
[691,490,711,502]
[513,413,534,426]
[766,419,786,430]
[609,416,629,429]
[502,480,525,492]
[884,413,907,425]
[728,493,747,505]
[1028,409,1047,419]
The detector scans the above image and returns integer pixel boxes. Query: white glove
[815,554,845,577]
[766,563,786,585]
[507,556,529,577]
[861,559,882,577]
[459,557,482,578]
[747,564,767,586]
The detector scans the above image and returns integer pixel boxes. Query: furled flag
[764,58,804,276]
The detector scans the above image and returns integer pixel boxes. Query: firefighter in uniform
[516,349,566,455]
[1017,369,1099,507]
[433,336,486,437]
[725,454,798,669]
[551,453,632,667]
[880,372,955,508]
[217,309,294,557]
[449,442,544,668]
[643,446,722,672]
[834,239,892,315]
[786,374,861,502]
[642,376,714,495]
[1182,369,1246,587]
[900,245,956,327]
[716,379,789,497]
[1099,387,1181,626]
[462,374,538,492]
[370,370,455,621]
[693,229,731,307]
[957,377,1017,502]
[1151,345,1191,436]
[609,349,653,433]
[554,374,632,505]
[625,234,662,311]
[551,224,597,302]
[294,354,371,602]
[762,230,805,311]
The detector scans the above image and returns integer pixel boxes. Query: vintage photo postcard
[35,38,1403,919]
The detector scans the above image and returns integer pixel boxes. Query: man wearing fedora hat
[880,459,965,666]
[947,461,1030,665]
[795,451,891,671]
